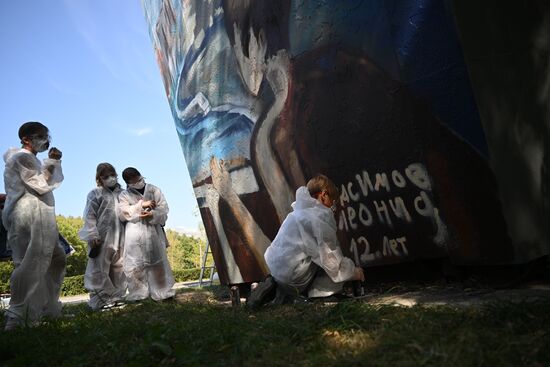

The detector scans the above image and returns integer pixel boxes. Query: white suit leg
[109,248,127,301]
[307,271,346,298]
[7,195,63,322]
[125,267,149,301]
[147,261,175,301]
[85,247,126,309]
[42,241,66,317]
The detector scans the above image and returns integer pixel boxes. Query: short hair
[122,167,142,183]
[307,174,338,201]
[18,121,48,139]
[95,163,117,187]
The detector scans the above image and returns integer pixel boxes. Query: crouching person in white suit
[248,175,364,309]
[118,167,174,302]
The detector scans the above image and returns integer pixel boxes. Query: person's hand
[353,266,365,282]
[89,238,102,258]
[139,210,154,219]
[141,200,156,210]
[48,147,62,160]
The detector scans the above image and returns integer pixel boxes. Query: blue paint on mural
[175,111,253,181]
[142,0,515,284]
[289,0,488,156]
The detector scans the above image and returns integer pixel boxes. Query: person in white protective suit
[118,167,175,302]
[2,121,66,330]
[248,174,365,309]
[78,163,127,310]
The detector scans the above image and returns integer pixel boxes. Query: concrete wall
[142,0,550,284]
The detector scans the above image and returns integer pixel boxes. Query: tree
[56,215,87,277]
[165,229,205,271]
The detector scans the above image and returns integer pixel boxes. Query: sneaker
[99,302,117,312]
[4,316,20,331]
[247,276,277,310]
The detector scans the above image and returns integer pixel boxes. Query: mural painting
[142,0,549,285]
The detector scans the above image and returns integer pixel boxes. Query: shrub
[172,268,202,282]
[0,218,209,296]
[0,261,13,294]
[165,230,205,270]
[56,215,87,277]
[60,275,86,297]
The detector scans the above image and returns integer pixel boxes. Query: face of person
[100,171,118,188]
[127,176,145,190]
[318,190,336,209]
[24,128,50,153]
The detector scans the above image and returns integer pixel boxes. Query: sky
[0,0,202,235]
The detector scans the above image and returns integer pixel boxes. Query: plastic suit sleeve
[304,217,355,283]
[78,190,100,242]
[117,192,143,223]
[16,154,63,195]
[316,242,356,283]
[148,189,168,226]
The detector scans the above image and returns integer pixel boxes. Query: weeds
[0,287,549,366]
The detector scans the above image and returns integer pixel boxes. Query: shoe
[247,276,277,310]
[4,316,20,331]
[99,302,118,312]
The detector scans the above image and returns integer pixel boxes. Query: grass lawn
[1,286,549,366]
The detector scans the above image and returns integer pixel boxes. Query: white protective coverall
[264,186,356,298]
[118,184,174,301]
[79,186,127,309]
[2,148,66,322]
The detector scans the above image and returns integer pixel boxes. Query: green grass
[1,286,549,366]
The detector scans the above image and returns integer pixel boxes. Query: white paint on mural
[339,162,449,264]
[203,185,244,284]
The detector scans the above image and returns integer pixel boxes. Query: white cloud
[129,127,153,136]
[45,76,81,96]
[62,0,160,89]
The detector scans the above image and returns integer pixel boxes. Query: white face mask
[31,137,50,152]
[129,178,145,190]
[102,175,118,188]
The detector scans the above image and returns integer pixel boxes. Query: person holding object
[118,167,174,302]
[78,163,127,310]
[248,174,365,309]
[2,121,66,330]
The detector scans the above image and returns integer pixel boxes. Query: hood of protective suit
[3,147,23,164]
[265,186,355,292]
[291,186,335,226]
[292,186,325,211]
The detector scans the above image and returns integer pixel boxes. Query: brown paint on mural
[268,44,514,265]
[199,207,230,285]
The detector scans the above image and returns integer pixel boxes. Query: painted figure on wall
[142,0,545,285]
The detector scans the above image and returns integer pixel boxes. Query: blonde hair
[306,174,338,201]
[95,162,117,187]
